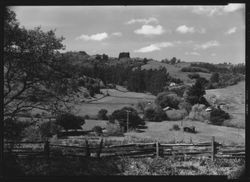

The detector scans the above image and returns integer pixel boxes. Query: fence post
[156,141,159,157]
[44,140,50,159]
[85,139,90,157]
[211,136,215,161]
[96,138,103,159]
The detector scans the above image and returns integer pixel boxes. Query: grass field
[141,61,212,84]
[205,81,245,128]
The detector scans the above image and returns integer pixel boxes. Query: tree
[185,78,206,105]
[55,113,85,131]
[97,109,108,120]
[110,107,144,130]
[155,92,181,109]
[210,72,220,83]
[4,8,77,118]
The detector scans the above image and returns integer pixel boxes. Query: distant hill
[141,61,212,85]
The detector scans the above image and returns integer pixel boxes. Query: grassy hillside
[141,61,212,85]
[205,81,245,128]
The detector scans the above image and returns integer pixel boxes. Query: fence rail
[4,136,245,161]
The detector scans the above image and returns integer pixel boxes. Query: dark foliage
[185,78,206,105]
[188,73,200,79]
[144,107,167,122]
[210,72,220,83]
[98,109,108,120]
[56,113,85,131]
[210,108,230,125]
[155,92,181,109]
[92,126,103,136]
[110,107,144,129]
[181,66,209,73]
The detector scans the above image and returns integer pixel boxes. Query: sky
[12,4,245,64]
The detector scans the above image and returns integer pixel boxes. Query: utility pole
[125,110,131,132]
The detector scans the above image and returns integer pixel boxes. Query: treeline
[190,62,245,75]
[73,63,182,95]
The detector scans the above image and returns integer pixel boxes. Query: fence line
[4,136,245,161]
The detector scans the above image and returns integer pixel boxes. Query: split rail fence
[4,136,245,161]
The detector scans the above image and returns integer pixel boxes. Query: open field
[73,88,155,116]
[141,61,212,84]
[205,81,245,128]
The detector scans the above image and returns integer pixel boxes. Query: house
[205,107,212,112]
[169,82,176,87]
[163,106,172,111]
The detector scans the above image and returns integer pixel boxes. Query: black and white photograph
[3,3,246,179]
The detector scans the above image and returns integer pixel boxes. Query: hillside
[205,81,245,128]
[141,61,212,85]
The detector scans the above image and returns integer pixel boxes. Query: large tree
[4,8,78,118]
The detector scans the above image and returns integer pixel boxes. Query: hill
[205,81,245,128]
[141,61,212,85]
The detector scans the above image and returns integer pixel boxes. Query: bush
[97,109,108,120]
[39,121,63,140]
[23,125,42,142]
[110,107,144,129]
[56,113,85,131]
[172,124,180,131]
[188,73,200,79]
[144,106,167,122]
[178,101,192,113]
[105,120,124,136]
[155,92,181,109]
[136,101,149,113]
[166,109,188,121]
[181,66,209,73]
[4,118,30,141]
[210,108,230,125]
[165,85,189,97]
[84,115,90,119]
[186,104,210,122]
[92,126,103,136]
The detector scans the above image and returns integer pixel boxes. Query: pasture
[205,81,245,128]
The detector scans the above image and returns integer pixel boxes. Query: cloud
[194,40,220,50]
[176,25,195,34]
[134,42,174,53]
[111,32,122,36]
[185,51,200,56]
[126,17,159,24]
[76,32,108,41]
[192,4,244,16]
[134,25,165,35]
[225,27,237,35]
[211,53,216,56]
[223,3,244,12]
[176,25,206,34]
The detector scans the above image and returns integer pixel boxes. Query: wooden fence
[4,136,245,161]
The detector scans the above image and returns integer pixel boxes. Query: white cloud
[76,32,108,41]
[194,40,220,50]
[134,25,165,35]
[211,53,216,56]
[111,32,122,36]
[126,17,159,24]
[176,25,195,34]
[225,27,237,35]
[134,42,174,53]
[192,4,244,16]
[185,51,200,56]
[223,3,244,12]
[176,25,206,34]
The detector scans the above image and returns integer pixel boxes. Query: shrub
[155,92,181,109]
[23,125,42,142]
[188,73,200,79]
[144,106,167,122]
[181,66,209,73]
[84,115,90,119]
[39,121,63,140]
[56,113,85,131]
[4,118,30,141]
[110,107,144,129]
[136,101,148,113]
[105,120,124,136]
[187,104,210,122]
[166,109,188,121]
[210,72,220,83]
[92,126,103,136]
[178,101,192,113]
[165,85,189,97]
[210,108,230,125]
[97,109,108,120]
[172,124,180,131]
